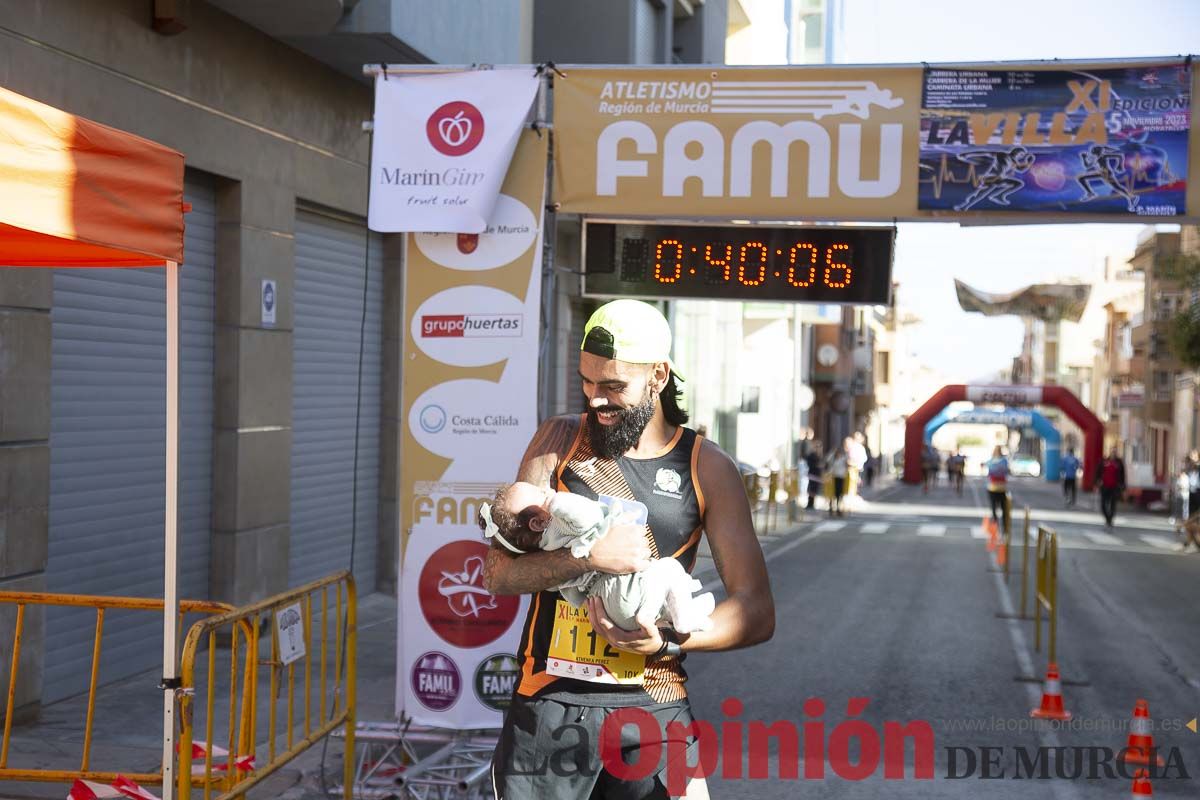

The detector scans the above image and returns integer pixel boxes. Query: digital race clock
[582,221,894,305]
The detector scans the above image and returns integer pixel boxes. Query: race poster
[918,63,1191,216]
[395,130,546,728]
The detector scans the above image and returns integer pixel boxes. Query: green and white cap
[581,299,681,378]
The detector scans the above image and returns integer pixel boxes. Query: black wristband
[655,627,682,659]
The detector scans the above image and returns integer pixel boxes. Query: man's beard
[587,387,657,459]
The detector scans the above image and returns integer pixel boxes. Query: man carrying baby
[484,299,776,799]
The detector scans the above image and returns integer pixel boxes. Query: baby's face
[504,482,555,516]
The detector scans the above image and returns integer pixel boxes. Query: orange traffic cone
[1030,662,1072,720]
[985,518,998,551]
[1130,768,1152,798]
[1123,699,1165,767]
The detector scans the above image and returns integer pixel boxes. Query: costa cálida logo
[427,101,485,156]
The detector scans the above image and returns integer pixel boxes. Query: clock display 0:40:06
[637,238,854,289]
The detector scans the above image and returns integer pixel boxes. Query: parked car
[1009,456,1041,478]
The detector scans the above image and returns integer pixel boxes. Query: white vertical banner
[369,68,540,233]
[397,130,548,728]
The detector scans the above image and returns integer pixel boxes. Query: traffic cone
[1130,768,1152,798]
[1030,662,1072,720]
[984,517,998,551]
[1122,699,1165,767]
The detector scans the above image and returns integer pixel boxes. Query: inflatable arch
[905,385,1102,491]
[924,407,1061,481]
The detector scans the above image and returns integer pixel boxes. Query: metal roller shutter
[44,175,216,702]
[290,209,382,591]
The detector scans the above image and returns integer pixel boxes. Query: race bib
[547,600,646,684]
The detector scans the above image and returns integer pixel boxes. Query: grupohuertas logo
[426,101,485,157]
[420,314,523,338]
[474,653,520,712]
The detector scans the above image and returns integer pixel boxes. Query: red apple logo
[427,102,485,157]
[457,234,479,254]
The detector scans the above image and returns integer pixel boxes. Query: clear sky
[832,0,1200,382]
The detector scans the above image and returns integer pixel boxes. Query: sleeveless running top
[513,417,706,705]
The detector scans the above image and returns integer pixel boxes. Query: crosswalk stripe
[917,524,947,537]
[814,521,846,533]
[1139,534,1178,550]
[1083,531,1123,546]
[860,522,889,534]
[971,526,989,539]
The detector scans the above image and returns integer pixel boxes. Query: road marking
[701,527,824,593]
[1139,534,1178,550]
[1083,531,1123,546]
[860,522,889,534]
[917,524,946,537]
[970,526,990,539]
[814,521,846,533]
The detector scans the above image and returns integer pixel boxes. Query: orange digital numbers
[787,243,818,287]
[737,241,768,286]
[824,243,852,288]
[703,244,733,282]
[654,239,683,283]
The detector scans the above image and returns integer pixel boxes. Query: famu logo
[474,653,519,712]
[421,314,523,338]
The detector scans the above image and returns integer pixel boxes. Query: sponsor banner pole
[396,130,548,728]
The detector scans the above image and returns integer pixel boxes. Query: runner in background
[1095,448,1127,529]
[985,446,1009,522]
[1060,447,1081,507]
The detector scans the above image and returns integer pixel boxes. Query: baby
[479,482,715,634]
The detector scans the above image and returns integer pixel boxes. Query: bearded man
[485,299,775,799]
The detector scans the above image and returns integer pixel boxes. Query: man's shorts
[491,694,699,799]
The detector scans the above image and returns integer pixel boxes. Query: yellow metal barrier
[0,591,236,787]
[178,571,356,800]
[1033,525,1060,663]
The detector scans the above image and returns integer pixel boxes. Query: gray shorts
[491,695,699,799]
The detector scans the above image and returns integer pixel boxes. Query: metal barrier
[178,571,356,800]
[1033,525,1060,662]
[0,591,236,787]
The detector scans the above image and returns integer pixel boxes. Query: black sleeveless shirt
[513,417,706,706]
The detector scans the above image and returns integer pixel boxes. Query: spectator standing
[1094,448,1127,528]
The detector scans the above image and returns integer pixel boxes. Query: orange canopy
[0,85,185,267]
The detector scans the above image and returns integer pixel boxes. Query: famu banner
[369,68,540,233]
[396,130,546,728]
[919,63,1191,216]
[553,66,923,219]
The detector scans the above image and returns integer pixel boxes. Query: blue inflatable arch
[924,407,1061,481]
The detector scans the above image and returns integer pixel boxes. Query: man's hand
[587,596,668,655]
[585,524,652,574]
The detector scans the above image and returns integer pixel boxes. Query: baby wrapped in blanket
[479,482,715,634]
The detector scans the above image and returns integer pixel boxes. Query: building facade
[0,0,734,717]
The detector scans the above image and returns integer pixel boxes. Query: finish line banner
[369,68,539,233]
[919,63,1191,216]
[396,130,546,728]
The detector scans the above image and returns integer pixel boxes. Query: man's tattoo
[485,547,586,596]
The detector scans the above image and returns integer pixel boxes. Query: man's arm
[482,415,652,595]
[589,438,775,654]
[483,415,584,595]
[676,439,775,651]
